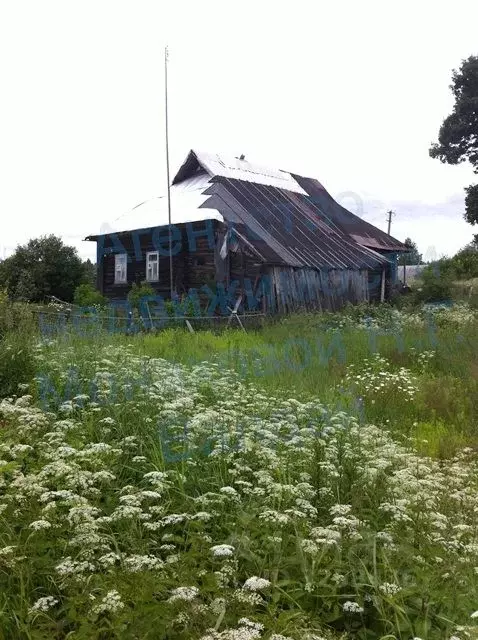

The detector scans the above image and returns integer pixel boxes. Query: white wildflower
[379,582,401,596]
[233,589,263,606]
[123,554,163,572]
[211,544,235,558]
[242,576,271,591]
[29,519,52,531]
[342,600,364,613]
[210,597,226,614]
[28,596,58,614]
[168,586,199,602]
[92,590,124,615]
[0,546,16,555]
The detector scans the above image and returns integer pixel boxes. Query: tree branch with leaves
[429,55,478,226]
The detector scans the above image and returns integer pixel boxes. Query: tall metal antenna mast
[386,209,396,235]
[164,45,173,298]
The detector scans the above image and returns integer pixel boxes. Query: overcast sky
[1,0,477,263]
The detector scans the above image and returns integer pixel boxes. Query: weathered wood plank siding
[97,219,371,314]
[268,266,369,313]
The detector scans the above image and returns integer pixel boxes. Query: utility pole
[386,210,395,235]
[164,45,174,299]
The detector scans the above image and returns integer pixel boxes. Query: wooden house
[85,150,407,314]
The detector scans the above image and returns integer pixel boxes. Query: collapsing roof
[86,149,406,271]
[202,177,388,270]
[290,174,405,252]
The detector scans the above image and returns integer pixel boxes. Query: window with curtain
[146,251,159,282]
[114,253,127,284]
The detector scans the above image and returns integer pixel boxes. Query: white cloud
[0,0,477,260]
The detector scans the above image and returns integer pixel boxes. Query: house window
[146,251,159,282]
[114,253,127,284]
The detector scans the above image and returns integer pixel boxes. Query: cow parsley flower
[210,597,226,614]
[56,557,94,577]
[233,589,263,606]
[379,582,401,596]
[123,554,163,572]
[242,576,271,591]
[168,586,199,602]
[0,546,16,556]
[28,596,58,614]
[29,519,52,531]
[238,618,264,631]
[343,600,364,613]
[92,590,124,615]
[211,544,235,557]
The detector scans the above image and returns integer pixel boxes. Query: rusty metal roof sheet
[291,174,406,252]
[88,149,405,268]
[172,150,406,253]
[203,177,389,270]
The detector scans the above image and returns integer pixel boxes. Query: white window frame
[146,251,159,282]
[114,253,127,284]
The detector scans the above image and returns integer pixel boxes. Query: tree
[429,55,478,225]
[2,235,85,303]
[82,259,97,288]
[398,237,423,266]
[14,271,37,302]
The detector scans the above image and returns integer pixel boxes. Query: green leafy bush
[127,282,155,310]
[165,294,203,318]
[73,284,107,308]
[413,265,453,303]
[428,248,478,282]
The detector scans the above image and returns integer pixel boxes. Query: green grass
[104,309,478,457]
[34,302,478,457]
[2,301,478,638]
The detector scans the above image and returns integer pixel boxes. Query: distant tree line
[398,237,424,266]
[0,235,96,303]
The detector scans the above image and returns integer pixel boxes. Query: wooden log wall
[268,266,369,313]
[98,219,374,315]
[99,221,219,301]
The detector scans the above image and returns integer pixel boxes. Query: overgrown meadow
[1,300,478,639]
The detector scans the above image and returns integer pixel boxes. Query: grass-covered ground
[1,301,478,638]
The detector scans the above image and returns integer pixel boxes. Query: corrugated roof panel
[172,149,406,253]
[88,148,404,268]
[173,149,308,195]
[248,183,374,269]
[213,177,387,270]
[291,174,406,252]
